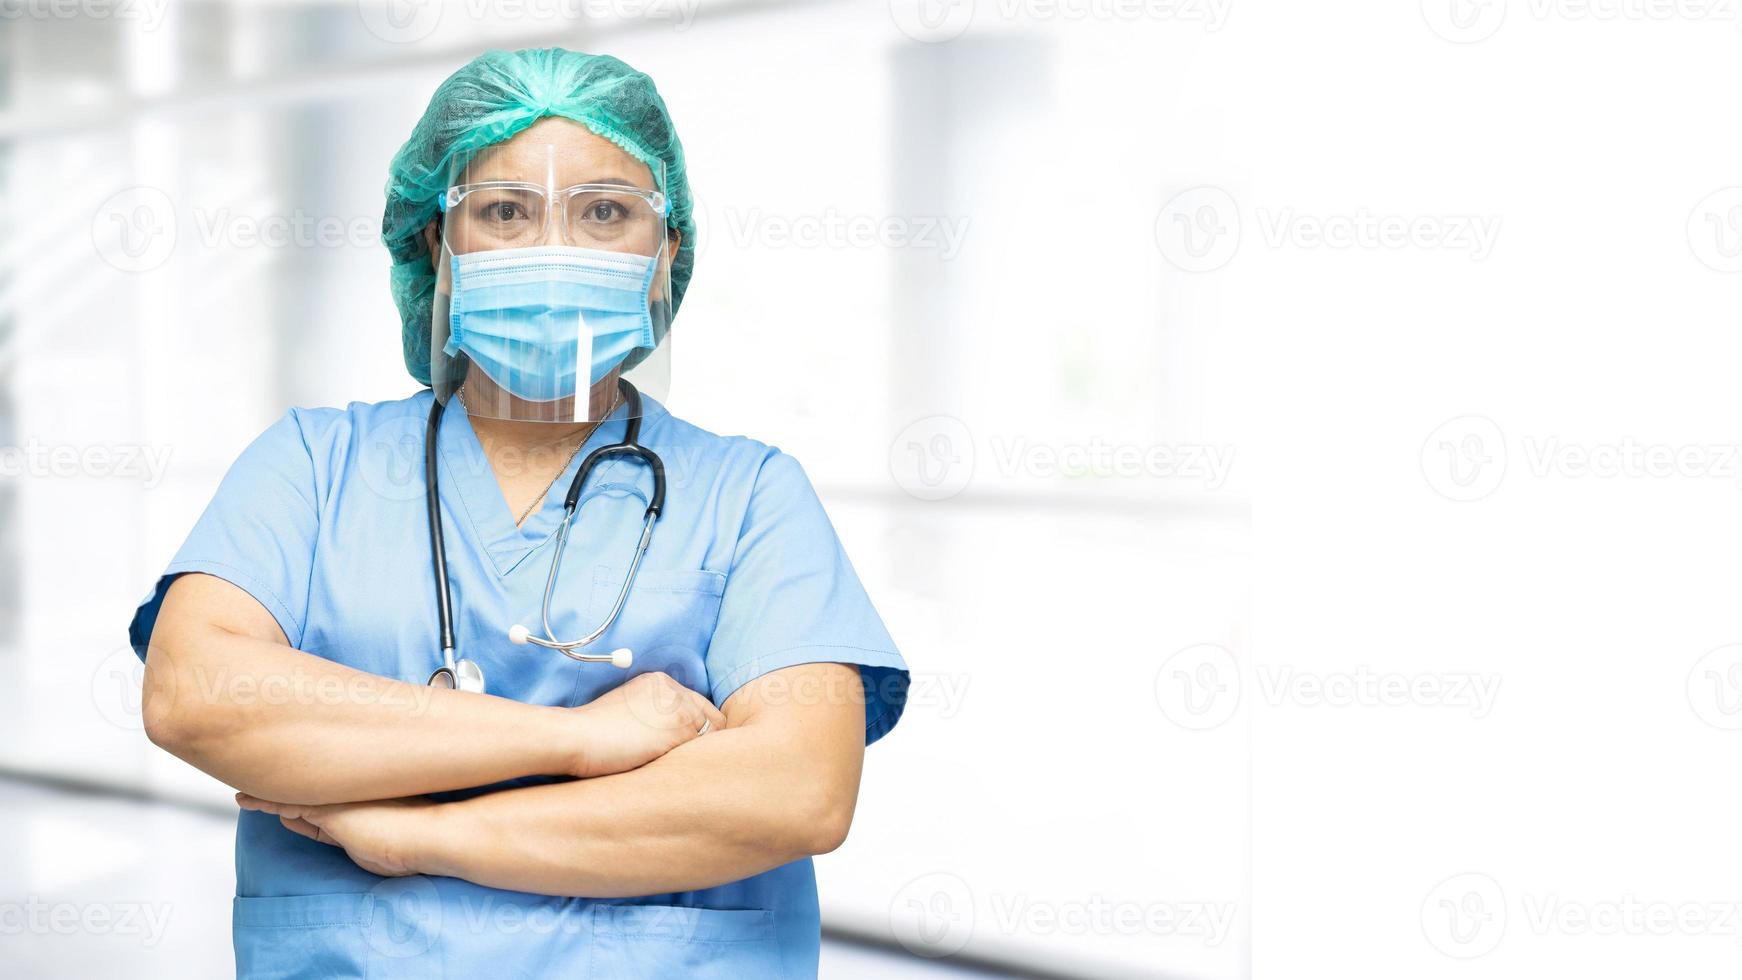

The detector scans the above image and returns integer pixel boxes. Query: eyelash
[476,201,530,222]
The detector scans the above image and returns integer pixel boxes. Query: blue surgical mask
[444,245,658,403]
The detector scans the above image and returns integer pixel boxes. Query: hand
[236,793,434,877]
[572,671,725,777]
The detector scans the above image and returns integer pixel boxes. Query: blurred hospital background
[0,2,1249,978]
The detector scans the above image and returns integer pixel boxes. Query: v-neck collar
[435,392,641,578]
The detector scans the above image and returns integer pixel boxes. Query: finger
[237,793,287,815]
[690,691,725,732]
[241,797,330,829]
[278,816,326,844]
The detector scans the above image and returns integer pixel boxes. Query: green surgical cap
[382,48,694,386]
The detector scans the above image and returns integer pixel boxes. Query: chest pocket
[577,566,726,701]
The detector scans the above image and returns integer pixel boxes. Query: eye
[580,200,627,223]
[473,198,530,224]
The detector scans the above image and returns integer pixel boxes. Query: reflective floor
[0,779,1012,979]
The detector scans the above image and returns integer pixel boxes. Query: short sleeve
[706,452,909,745]
[127,411,321,660]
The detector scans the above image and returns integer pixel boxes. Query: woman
[130,48,907,979]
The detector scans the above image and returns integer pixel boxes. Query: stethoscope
[423,377,665,694]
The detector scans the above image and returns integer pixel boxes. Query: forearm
[418,724,855,897]
[143,621,579,805]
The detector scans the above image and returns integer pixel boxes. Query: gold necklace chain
[515,439,588,527]
[458,387,619,528]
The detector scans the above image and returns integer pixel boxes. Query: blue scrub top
[128,391,908,979]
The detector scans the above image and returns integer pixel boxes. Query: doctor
[131,48,907,979]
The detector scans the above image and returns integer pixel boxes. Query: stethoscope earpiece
[505,620,634,670]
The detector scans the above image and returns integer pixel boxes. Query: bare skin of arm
[142,573,722,807]
[236,662,868,896]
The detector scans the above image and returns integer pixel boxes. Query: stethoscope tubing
[426,397,459,674]
[425,378,662,686]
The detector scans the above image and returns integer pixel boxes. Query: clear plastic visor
[430,139,673,424]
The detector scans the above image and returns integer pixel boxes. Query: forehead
[458,117,657,188]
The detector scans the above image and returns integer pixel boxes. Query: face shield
[430,140,674,424]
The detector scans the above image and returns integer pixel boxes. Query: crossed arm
[143,572,868,896]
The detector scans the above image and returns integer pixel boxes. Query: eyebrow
[461,171,650,188]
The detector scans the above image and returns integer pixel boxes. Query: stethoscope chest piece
[428,658,485,694]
